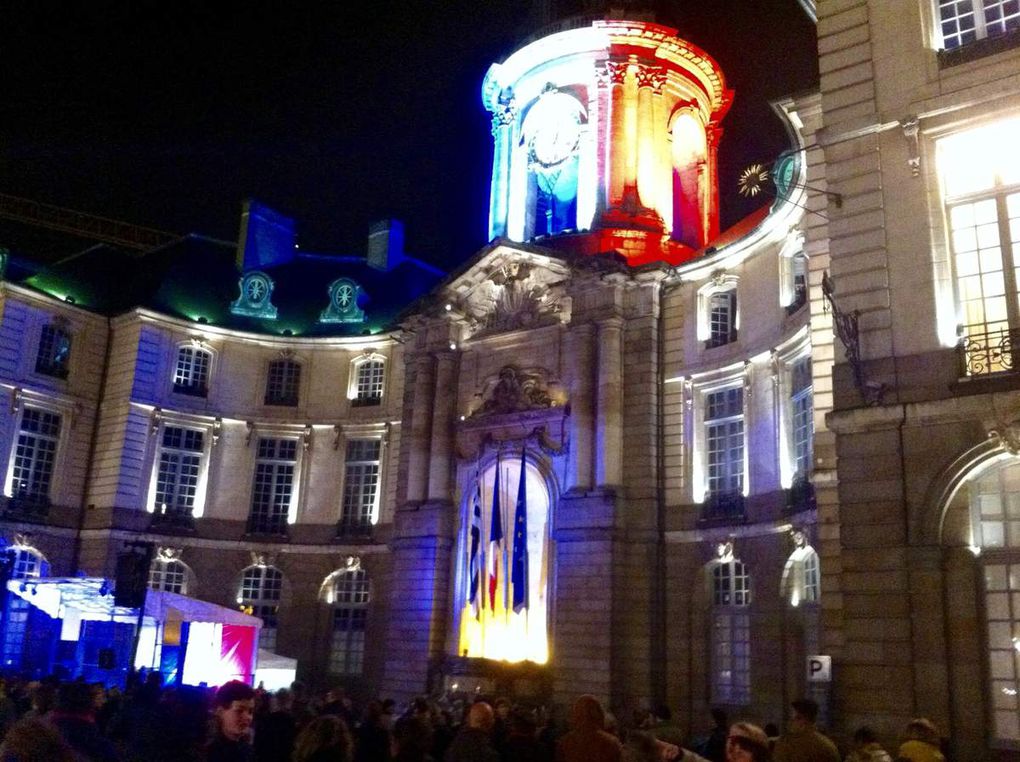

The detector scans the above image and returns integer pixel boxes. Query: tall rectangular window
[939,118,1020,376]
[35,324,71,379]
[329,569,370,675]
[707,291,738,348]
[705,388,744,499]
[938,0,1020,49]
[712,558,751,705]
[173,347,211,397]
[353,360,385,407]
[11,408,62,504]
[240,566,283,652]
[265,360,301,407]
[248,438,297,535]
[154,426,204,517]
[791,357,814,479]
[339,439,381,534]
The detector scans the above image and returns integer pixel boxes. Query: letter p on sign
[807,655,831,682]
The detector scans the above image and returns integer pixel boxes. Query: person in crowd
[725,724,770,762]
[206,680,256,762]
[703,709,729,762]
[356,700,392,762]
[623,730,666,762]
[845,727,891,762]
[504,709,544,762]
[50,680,118,762]
[772,699,839,762]
[254,688,297,762]
[444,701,500,762]
[650,705,685,750]
[21,681,55,720]
[0,717,80,762]
[381,699,397,732]
[763,726,780,756]
[293,714,354,762]
[556,694,622,762]
[895,719,944,762]
[392,714,434,762]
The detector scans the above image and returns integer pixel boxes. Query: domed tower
[483,16,733,265]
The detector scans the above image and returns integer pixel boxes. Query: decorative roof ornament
[320,278,366,324]
[231,271,278,319]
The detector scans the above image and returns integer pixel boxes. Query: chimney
[367,219,405,272]
[236,200,297,271]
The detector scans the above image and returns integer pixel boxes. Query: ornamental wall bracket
[302,424,313,451]
[156,546,183,562]
[343,555,362,572]
[250,551,276,568]
[333,424,343,451]
[988,421,1020,455]
[901,115,921,178]
[822,271,886,406]
[149,406,162,436]
[9,387,21,415]
[211,417,223,447]
[245,421,256,447]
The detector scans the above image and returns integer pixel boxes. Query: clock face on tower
[524,90,584,170]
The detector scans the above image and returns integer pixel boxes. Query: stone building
[1,0,1018,758]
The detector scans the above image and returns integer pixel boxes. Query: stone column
[566,322,596,492]
[705,124,722,241]
[606,59,629,210]
[427,351,458,503]
[596,316,624,488]
[635,65,662,211]
[488,97,517,240]
[402,353,436,505]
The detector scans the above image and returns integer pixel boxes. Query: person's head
[214,681,255,741]
[624,730,661,762]
[467,701,495,733]
[494,697,511,720]
[272,688,292,712]
[570,694,606,732]
[789,699,819,731]
[293,715,353,762]
[852,726,878,748]
[726,723,770,762]
[0,718,78,762]
[56,681,95,715]
[904,718,940,745]
[712,707,729,730]
[29,683,55,713]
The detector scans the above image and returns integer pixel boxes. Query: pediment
[439,243,572,339]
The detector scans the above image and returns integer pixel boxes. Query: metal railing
[701,491,745,522]
[246,514,288,537]
[960,326,1018,376]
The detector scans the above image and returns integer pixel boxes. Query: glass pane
[993,680,1019,709]
[989,592,1011,619]
[995,710,1020,741]
[990,650,1015,679]
[983,494,1004,516]
[984,521,1006,547]
[990,621,1013,649]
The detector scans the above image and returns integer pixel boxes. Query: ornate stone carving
[635,66,664,90]
[473,366,553,418]
[901,115,920,177]
[989,420,1020,455]
[156,546,183,561]
[481,262,561,334]
[250,551,276,567]
[605,59,629,86]
[490,97,518,135]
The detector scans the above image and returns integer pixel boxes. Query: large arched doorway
[456,452,551,664]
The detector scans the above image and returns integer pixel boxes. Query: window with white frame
[10,407,62,504]
[239,565,283,652]
[937,0,1020,49]
[711,549,751,704]
[707,290,738,348]
[327,567,370,675]
[782,541,820,607]
[705,387,744,506]
[937,118,1020,376]
[149,557,189,594]
[248,438,298,535]
[787,253,808,314]
[339,439,382,534]
[791,357,814,480]
[153,426,205,517]
[352,358,385,407]
[1,545,47,669]
[265,359,301,407]
[173,346,211,397]
[9,545,48,580]
[35,324,71,379]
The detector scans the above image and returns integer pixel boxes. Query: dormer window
[231,271,279,319]
[320,279,366,324]
[173,346,211,397]
[35,324,71,379]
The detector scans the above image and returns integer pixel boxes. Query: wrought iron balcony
[263,393,299,407]
[701,491,745,522]
[246,514,289,537]
[351,395,382,408]
[173,381,208,398]
[149,507,195,531]
[960,326,1019,376]
[336,519,373,541]
[786,476,817,513]
[1,494,51,522]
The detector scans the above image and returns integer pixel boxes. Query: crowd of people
[0,673,949,762]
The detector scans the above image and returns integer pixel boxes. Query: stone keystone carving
[473,366,553,418]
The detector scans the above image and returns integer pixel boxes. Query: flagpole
[503,460,510,625]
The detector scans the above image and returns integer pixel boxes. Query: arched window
[8,544,48,580]
[149,557,190,595]
[322,565,370,675]
[781,540,820,607]
[2,544,48,668]
[352,358,385,407]
[173,345,212,397]
[709,544,751,705]
[238,565,283,652]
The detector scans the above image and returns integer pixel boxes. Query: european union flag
[512,448,529,614]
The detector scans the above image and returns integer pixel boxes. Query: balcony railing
[701,491,745,522]
[786,476,817,513]
[336,519,373,541]
[1,494,51,522]
[246,514,289,537]
[351,395,382,408]
[173,381,208,398]
[149,507,195,531]
[960,326,1019,377]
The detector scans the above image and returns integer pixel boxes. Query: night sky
[0,1,818,269]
